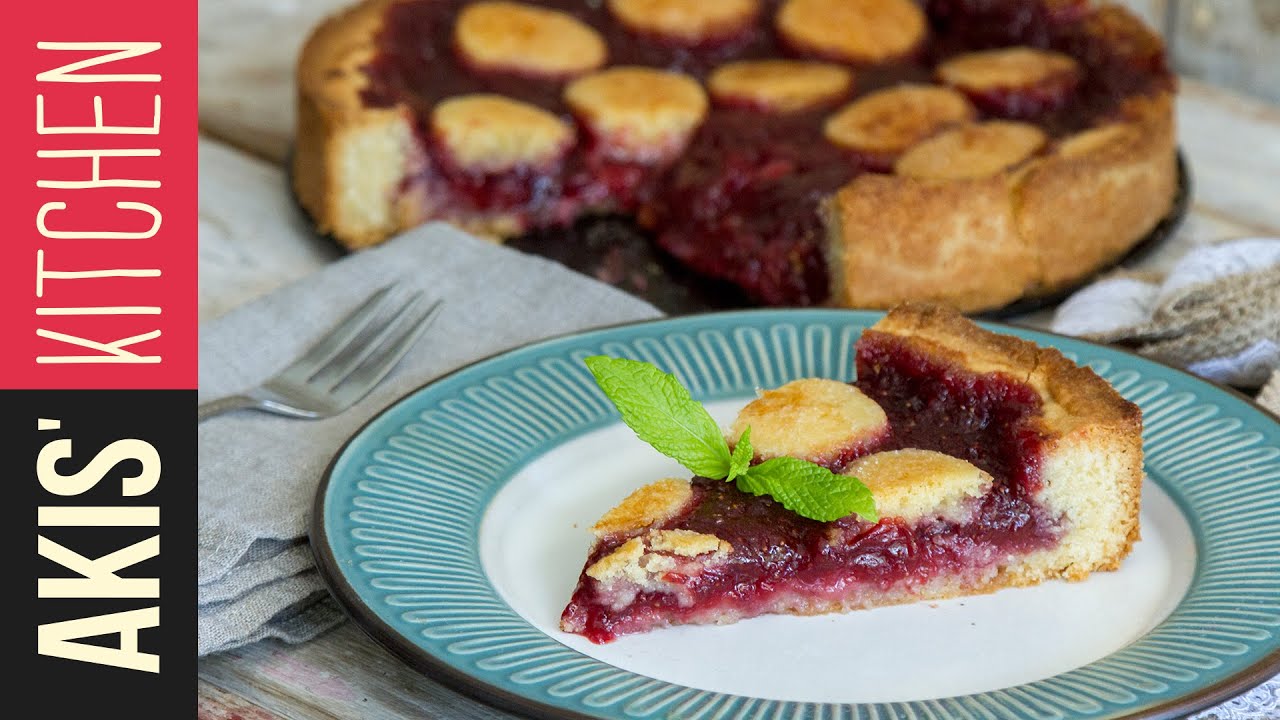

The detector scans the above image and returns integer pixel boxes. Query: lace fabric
[1052,237,1280,388]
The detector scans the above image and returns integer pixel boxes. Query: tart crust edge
[823,88,1177,314]
[869,303,1144,581]
[294,0,527,247]
[294,0,413,249]
[1017,89,1179,295]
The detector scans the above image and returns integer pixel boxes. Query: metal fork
[198,284,443,422]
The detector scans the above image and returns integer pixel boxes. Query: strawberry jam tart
[295,0,1177,313]
[560,304,1143,642]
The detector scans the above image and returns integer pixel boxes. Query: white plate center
[479,400,1197,704]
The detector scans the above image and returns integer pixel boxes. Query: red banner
[1,1,197,390]
[1,2,197,716]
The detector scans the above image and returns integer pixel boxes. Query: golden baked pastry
[823,84,976,169]
[893,120,1048,180]
[454,1,606,77]
[564,66,708,163]
[431,94,574,172]
[775,0,927,64]
[845,449,993,523]
[607,0,760,43]
[708,60,852,113]
[295,0,1178,311]
[727,378,890,463]
[937,46,1082,117]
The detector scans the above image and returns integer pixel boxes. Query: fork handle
[198,394,261,422]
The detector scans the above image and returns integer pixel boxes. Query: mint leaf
[585,355,878,524]
[726,427,753,483]
[585,356,730,478]
[738,456,878,523]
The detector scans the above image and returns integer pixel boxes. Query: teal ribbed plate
[312,310,1280,720]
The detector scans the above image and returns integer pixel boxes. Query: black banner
[7,390,194,715]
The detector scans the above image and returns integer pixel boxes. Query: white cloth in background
[1052,237,1280,387]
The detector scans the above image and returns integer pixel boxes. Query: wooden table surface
[196,3,1280,716]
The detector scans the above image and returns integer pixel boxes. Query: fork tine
[309,289,424,389]
[283,284,397,377]
[330,298,443,405]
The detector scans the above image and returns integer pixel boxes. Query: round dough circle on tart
[894,120,1047,180]
[936,46,1081,116]
[564,66,709,163]
[607,0,759,43]
[1055,122,1139,158]
[776,0,927,64]
[728,378,889,463]
[454,0,607,77]
[431,94,575,173]
[824,84,976,168]
[709,60,853,112]
[843,449,993,523]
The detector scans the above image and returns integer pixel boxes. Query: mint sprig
[584,356,878,523]
[584,355,730,479]
[727,426,753,483]
[735,456,876,522]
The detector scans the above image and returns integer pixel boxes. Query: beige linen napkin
[197,223,661,655]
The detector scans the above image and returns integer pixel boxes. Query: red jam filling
[561,334,1058,643]
[855,331,1047,493]
[360,0,1172,306]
